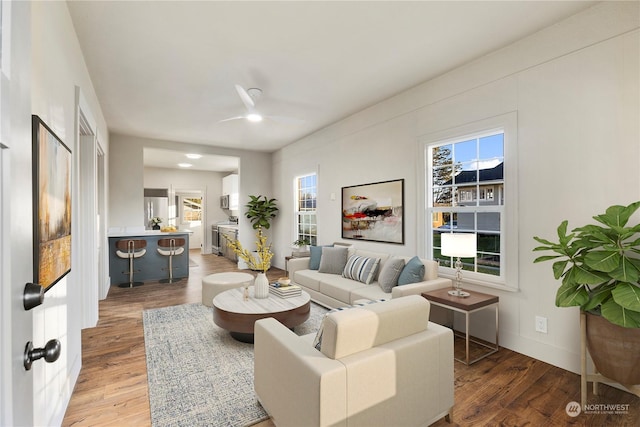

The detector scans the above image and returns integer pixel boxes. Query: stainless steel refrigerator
[144,188,169,229]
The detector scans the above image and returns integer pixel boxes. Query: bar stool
[157,238,186,283]
[116,239,147,288]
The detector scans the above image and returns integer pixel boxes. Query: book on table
[269,283,302,298]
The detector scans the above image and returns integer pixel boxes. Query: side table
[422,288,499,365]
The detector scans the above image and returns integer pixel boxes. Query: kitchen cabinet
[222,173,239,210]
[219,226,238,262]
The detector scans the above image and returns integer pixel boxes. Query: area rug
[143,301,328,427]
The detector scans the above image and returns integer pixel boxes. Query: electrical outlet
[535,316,548,333]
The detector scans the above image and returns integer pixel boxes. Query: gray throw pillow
[378,257,406,292]
[309,245,332,270]
[397,256,425,286]
[318,246,349,275]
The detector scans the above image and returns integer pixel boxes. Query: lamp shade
[441,233,477,258]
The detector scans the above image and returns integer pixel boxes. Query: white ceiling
[67,0,595,170]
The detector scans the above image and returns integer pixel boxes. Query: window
[295,173,317,246]
[181,196,202,224]
[427,127,509,285]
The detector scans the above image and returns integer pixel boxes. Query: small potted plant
[292,238,311,256]
[533,201,640,386]
[150,216,163,230]
[244,195,279,230]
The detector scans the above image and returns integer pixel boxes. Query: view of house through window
[428,131,504,278]
[182,196,202,223]
[295,173,317,246]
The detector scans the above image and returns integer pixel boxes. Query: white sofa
[287,245,452,308]
[254,295,454,427]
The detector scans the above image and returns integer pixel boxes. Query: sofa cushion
[319,275,365,303]
[378,257,405,292]
[292,269,324,292]
[342,255,380,284]
[312,299,385,350]
[318,246,349,274]
[349,285,390,305]
[397,256,425,286]
[309,244,332,270]
[353,249,390,280]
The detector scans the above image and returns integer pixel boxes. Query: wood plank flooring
[62,250,639,426]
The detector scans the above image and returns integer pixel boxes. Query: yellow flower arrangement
[222,227,273,273]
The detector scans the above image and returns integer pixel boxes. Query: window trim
[419,112,518,292]
[293,172,317,246]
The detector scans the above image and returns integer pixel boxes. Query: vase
[585,311,640,385]
[254,272,269,299]
[152,224,160,230]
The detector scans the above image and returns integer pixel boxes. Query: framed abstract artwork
[342,179,404,244]
[32,115,72,291]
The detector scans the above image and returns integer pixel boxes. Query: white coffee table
[212,286,311,343]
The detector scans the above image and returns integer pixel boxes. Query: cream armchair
[254,295,454,427]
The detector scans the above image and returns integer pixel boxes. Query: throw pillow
[318,246,349,275]
[342,255,380,284]
[397,256,425,286]
[378,257,406,292]
[309,245,332,270]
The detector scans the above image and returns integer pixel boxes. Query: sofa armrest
[254,318,347,427]
[287,256,310,277]
[391,277,452,298]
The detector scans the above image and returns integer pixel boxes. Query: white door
[1,2,36,425]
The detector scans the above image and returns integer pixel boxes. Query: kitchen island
[108,230,191,285]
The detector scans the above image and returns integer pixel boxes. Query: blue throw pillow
[309,245,332,270]
[397,256,425,286]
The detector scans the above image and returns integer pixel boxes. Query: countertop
[108,229,193,238]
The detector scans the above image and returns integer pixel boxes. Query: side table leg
[465,311,470,365]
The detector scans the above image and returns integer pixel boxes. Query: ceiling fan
[219,84,303,124]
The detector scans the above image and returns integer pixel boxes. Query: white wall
[272,2,640,374]
[109,133,272,258]
[26,1,108,426]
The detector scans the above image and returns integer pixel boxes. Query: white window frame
[294,173,317,246]
[419,112,518,291]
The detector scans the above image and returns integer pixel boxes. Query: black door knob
[23,339,61,370]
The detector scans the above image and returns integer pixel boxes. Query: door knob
[23,339,61,370]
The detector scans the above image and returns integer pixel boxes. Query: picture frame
[342,179,404,244]
[32,115,72,291]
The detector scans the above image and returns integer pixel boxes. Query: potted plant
[150,216,163,230]
[292,238,311,255]
[533,201,640,385]
[223,195,278,298]
[245,195,278,230]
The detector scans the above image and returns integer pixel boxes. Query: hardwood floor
[62,250,639,426]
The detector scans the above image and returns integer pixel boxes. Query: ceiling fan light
[246,113,263,122]
[185,153,202,159]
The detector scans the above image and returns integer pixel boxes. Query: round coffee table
[212,286,311,343]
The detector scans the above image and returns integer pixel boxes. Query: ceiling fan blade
[235,84,255,109]
[218,115,246,123]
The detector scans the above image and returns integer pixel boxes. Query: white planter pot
[254,272,269,299]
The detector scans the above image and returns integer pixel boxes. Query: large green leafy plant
[245,195,278,230]
[533,201,640,328]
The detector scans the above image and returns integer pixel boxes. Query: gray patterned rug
[143,301,328,427]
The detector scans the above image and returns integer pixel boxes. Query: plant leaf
[533,255,562,263]
[601,298,640,328]
[582,284,615,311]
[611,282,640,312]
[609,256,640,283]
[584,250,620,273]
[552,259,569,280]
[572,264,610,285]
[555,281,589,307]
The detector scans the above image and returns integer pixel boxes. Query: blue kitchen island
[108,231,191,285]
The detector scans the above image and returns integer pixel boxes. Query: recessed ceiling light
[186,153,202,159]
[178,163,193,168]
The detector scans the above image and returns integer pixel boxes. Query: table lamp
[441,233,477,297]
